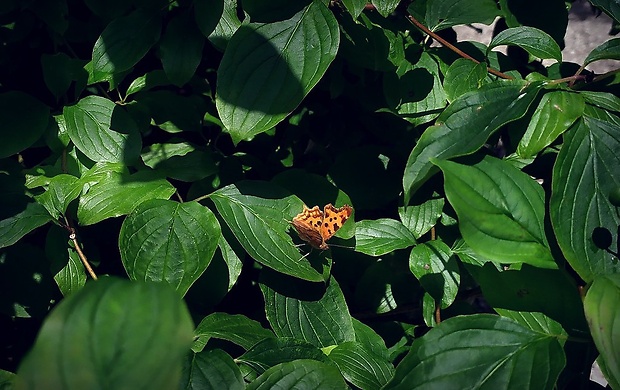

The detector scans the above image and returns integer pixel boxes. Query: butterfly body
[292,204,353,250]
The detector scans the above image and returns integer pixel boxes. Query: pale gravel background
[453,0,619,74]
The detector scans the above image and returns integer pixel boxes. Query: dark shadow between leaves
[259,266,327,301]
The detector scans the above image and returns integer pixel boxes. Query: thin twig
[406,14,513,80]
[63,216,98,280]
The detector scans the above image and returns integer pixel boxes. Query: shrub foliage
[1,0,620,388]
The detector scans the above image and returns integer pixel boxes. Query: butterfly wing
[292,205,325,249]
[320,204,353,243]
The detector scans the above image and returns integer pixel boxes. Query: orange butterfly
[292,204,353,250]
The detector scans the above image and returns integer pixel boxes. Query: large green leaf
[403,80,543,202]
[180,349,244,390]
[63,96,141,164]
[261,277,355,348]
[516,91,584,158]
[210,183,323,282]
[216,1,339,144]
[0,92,49,158]
[329,341,395,389]
[0,203,53,249]
[159,10,205,86]
[488,26,562,63]
[76,163,175,225]
[15,278,194,390]
[550,116,620,282]
[193,312,275,352]
[422,0,500,31]
[119,199,221,296]
[384,314,565,389]
[247,359,347,390]
[91,8,161,78]
[409,239,460,308]
[354,219,416,256]
[434,156,555,268]
[584,274,620,388]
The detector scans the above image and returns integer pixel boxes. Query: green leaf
[125,70,171,97]
[194,0,224,38]
[494,309,568,346]
[383,51,447,126]
[239,338,330,373]
[119,199,221,296]
[434,156,555,268]
[35,174,81,220]
[352,319,391,360]
[193,312,274,352]
[247,359,347,390]
[0,369,15,389]
[589,0,620,23]
[210,183,323,282]
[329,341,395,389]
[398,197,444,238]
[15,278,194,390]
[216,1,339,144]
[403,80,544,202]
[217,236,243,291]
[141,142,218,182]
[488,26,562,63]
[0,92,49,158]
[516,91,585,158]
[550,116,620,282]
[0,203,53,249]
[207,0,242,51]
[41,53,85,99]
[47,226,87,297]
[384,314,565,389]
[423,0,500,31]
[584,274,620,388]
[443,58,488,103]
[76,163,176,225]
[63,96,141,164]
[180,349,244,390]
[261,277,356,348]
[409,240,460,308]
[467,264,588,335]
[580,91,620,113]
[371,0,400,17]
[91,8,161,77]
[584,37,620,66]
[341,0,366,18]
[160,11,205,86]
[354,219,416,256]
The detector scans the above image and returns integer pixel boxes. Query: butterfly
[291,203,353,250]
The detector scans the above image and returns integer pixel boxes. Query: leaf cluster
[1,0,620,389]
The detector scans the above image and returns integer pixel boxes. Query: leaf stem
[63,216,98,280]
[406,14,513,80]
